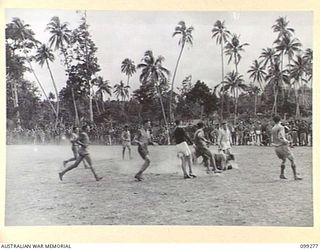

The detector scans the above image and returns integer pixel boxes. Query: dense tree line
[6,14,312,131]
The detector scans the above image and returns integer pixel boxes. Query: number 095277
[300,244,318,248]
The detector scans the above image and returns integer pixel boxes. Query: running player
[173,120,196,179]
[63,126,88,168]
[133,120,154,181]
[271,116,302,180]
[59,125,102,181]
[121,125,132,160]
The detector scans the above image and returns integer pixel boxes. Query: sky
[6,9,313,99]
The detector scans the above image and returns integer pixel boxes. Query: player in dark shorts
[63,126,88,168]
[173,120,196,179]
[59,125,102,181]
[271,116,302,180]
[133,120,154,181]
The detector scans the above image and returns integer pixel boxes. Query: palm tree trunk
[26,60,57,117]
[295,79,301,118]
[156,84,169,144]
[89,83,94,123]
[45,59,60,127]
[220,42,225,119]
[95,98,101,115]
[10,77,21,128]
[101,96,105,112]
[254,95,257,115]
[274,86,278,115]
[71,87,79,126]
[234,56,239,124]
[233,88,238,124]
[200,105,204,120]
[169,44,185,123]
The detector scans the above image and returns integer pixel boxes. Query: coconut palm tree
[265,60,290,115]
[272,16,295,42]
[225,34,249,73]
[46,16,72,64]
[113,80,129,102]
[45,16,78,124]
[290,55,308,117]
[9,18,57,119]
[224,34,249,123]
[169,21,194,122]
[35,43,60,126]
[260,47,277,68]
[121,58,136,88]
[303,48,313,86]
[221,71,247,124]
[248,60,267,91]
[137,50,170,128]
[247,83,261,115]
[211,20,231,118]
[94,76,112,112]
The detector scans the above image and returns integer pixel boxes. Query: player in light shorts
[173,120,196,179]
[217,121,235,170]
[121,125,132,160]
[271,116,302,180]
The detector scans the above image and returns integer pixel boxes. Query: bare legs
[122,146,132,160]
[280,158,302,181]
[59,154,102,181]
[134,155,150,181]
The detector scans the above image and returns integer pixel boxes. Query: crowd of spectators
[6,118,312,147]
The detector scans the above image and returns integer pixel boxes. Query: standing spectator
[255,121,262,146]
[237,121,244,145]
[291,121,299,146]
[121,125,132,160]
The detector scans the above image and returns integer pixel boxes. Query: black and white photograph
[5,8,313,227]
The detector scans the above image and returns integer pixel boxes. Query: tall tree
[247,59,267,90]
[260,47,277,68]
[35,43,60,126]
[121,58,136,87]
[290,55,308,117]
[247,83,261,115]
[46,16,77,124]
[169,21,194,122]
[6,18,57,120]
[69,11,101,123]
[265,59,290,115]
[224,34,249,123]
[137,50,170,128]
[221,71,247,123]
[272,16,295,42]
[211,20,231,118]
[114,80,129,102]
[272,17,298,100]
[94,76,112,112]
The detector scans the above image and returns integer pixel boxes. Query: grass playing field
[5,144,312,226]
